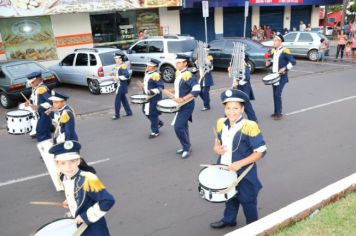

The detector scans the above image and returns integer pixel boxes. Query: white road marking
[286,95,356,116]
[0,158,110,188]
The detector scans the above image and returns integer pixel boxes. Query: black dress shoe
[123,113,133,117]
[112,116,120,120]
[273,114,283,120]
[210,220,236,229]
[148,133,159,139]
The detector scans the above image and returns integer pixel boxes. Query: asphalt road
[0,59,355,236]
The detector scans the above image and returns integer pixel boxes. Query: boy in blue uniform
[265,33,296,120]
[49,140,115,236]
[49,91,78,143]
[210,89,267,229]
[199,54,214,111]
[24,71,53,142]
[111,53,132,120]
[173,54,201,159]
[142,58,165,138]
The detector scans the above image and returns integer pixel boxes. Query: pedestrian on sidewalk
[335,30,348,61]
[318,38,328,63]
[351,34,356,59]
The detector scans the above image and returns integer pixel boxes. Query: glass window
[61,54,75,66]
[284,33,298,42]
[224,40,246,53]
[75,53,88,66]
[5,62,45,78]
[99,50,124,66]
[132,41,148,53]
[298,33,313,42]
[148,41,164,53]
[167,40,196,53]
[209,40,225,50]
[89,54,97,66]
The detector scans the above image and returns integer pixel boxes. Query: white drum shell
[262,73,281,85]
[157,99,179,113]
[100,81,116,94]
[198,166,238,203]
[33,218,77,236]
[6,109,32,135]
[130,94,148,104]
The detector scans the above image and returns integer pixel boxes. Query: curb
[225,173,356,236]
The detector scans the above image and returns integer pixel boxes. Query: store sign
[0,0,182,18]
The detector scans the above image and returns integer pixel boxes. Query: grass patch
[274,191,356,236]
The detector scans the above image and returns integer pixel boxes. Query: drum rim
[198,165,237,191]
[130,94,148,99]
[6,109,32,118]
[200,189,237,203]
[32,217,75,234]
[100,81,114,86]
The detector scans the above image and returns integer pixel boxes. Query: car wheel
[308,49,319,61]
[87,79,101,95]
[161,65,175,83]
[246,60,255,74]
[0,93,16,109]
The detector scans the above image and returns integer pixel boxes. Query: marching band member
[111,53,132,120]
[230,56,258,122]
[199,53,214,111]
[173,54,200,159]
[210,89,267,229]
[49,141,115,236]
[48,91,78,143]
[265,33,296,120]
[23,71,53,142]
[142,58,164,138]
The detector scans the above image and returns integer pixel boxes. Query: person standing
[199,54,214,111]
[142,58,164,138]
[265,33,296,120]
[173,54,200,159]
[251,25,258,40]
[299,21,306,31]
[210,89,267,229]
[318,38,328,63]
[335,30,348,61]
[111,53,132,120]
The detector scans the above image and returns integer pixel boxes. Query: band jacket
[60,170,115,236]
[58,105,78,141]
[144,70,164,116]
[269,47,297,84]
[114,64,130,94]
[33,84,52,141]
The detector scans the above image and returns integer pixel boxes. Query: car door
[54,53,75,83]
[127,41,148,72]
[294,32,314,55]
[208,40,226,68]
[70,53,89,86]
[282,32,298,54]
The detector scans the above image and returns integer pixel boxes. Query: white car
[262,31,330,61]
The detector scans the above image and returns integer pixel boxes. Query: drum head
[158,99,177,107]
[33,218,77,236]
[131,94,148,99]
[263,73,280,82]
[7,109,31,117]
[199,167,237,190]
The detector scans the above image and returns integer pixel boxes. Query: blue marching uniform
[216,117,267,225]
[32,83,53,142]
[57,104,78,142]
[234,66,258,122]
[199,55,214,110]
[142,70,164,136]
[173,68,200,155]
[113,64,132,118]
[269,47,296,116]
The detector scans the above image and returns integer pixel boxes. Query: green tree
[349,0,356,12]
[329,4,342,12]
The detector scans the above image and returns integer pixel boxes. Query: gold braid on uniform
[182,71,192,81]
[216,117,227,133]
[60,111,70,123]
[36,86,47,95]
[80,171,105,192]
[241,120,261,137]
[151,72,160,81]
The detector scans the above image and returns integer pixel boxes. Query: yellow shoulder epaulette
[182,71,192,81]
[151,72,160,81]
[120,64,127,70]
[216,117,227,133]
[36,86,47,95]
[241,120,261,137]
[271,48,276,54]
[60,111,70,124]
[80,171,105,192]
[208,55,213,61]
[283,48,291,54]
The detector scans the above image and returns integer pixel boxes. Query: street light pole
[341,0,349,29]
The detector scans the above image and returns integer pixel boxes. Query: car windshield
[168,40,196,53]
[317,32,327,41]
[6,62,45,78]
[99,50,122,66]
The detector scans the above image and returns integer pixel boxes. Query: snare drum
[32,218,77,236]
[6,109,32,135]
[100,81,116,94]
[157,99,179,113]
[130,94,149,104]
[198,165,238,203]
[262,73,280,85]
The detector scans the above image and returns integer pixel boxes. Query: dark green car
[0,60,59,108]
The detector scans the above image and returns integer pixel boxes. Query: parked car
[49,48,132,94]
[316,26,333,36]
[0,60,58,109]
[208,38,272,73]
[261,31,329,61]
[125,35,196,83]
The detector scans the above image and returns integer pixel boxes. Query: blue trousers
[199,86,210,109]
[174,102,194,152]
[114,92,132,118]
[244,101,258,123]
[223,179,259,225]
[36,114,52,142]
[272,81,287,115]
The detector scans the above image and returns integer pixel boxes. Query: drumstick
[73,223,88,236]
[213,127,221,145]
[30,201,63,207]
[176,97,194,108]
[20,92,30,103]
[162,89,175,99]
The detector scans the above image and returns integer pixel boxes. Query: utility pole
[340,0,348,29]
